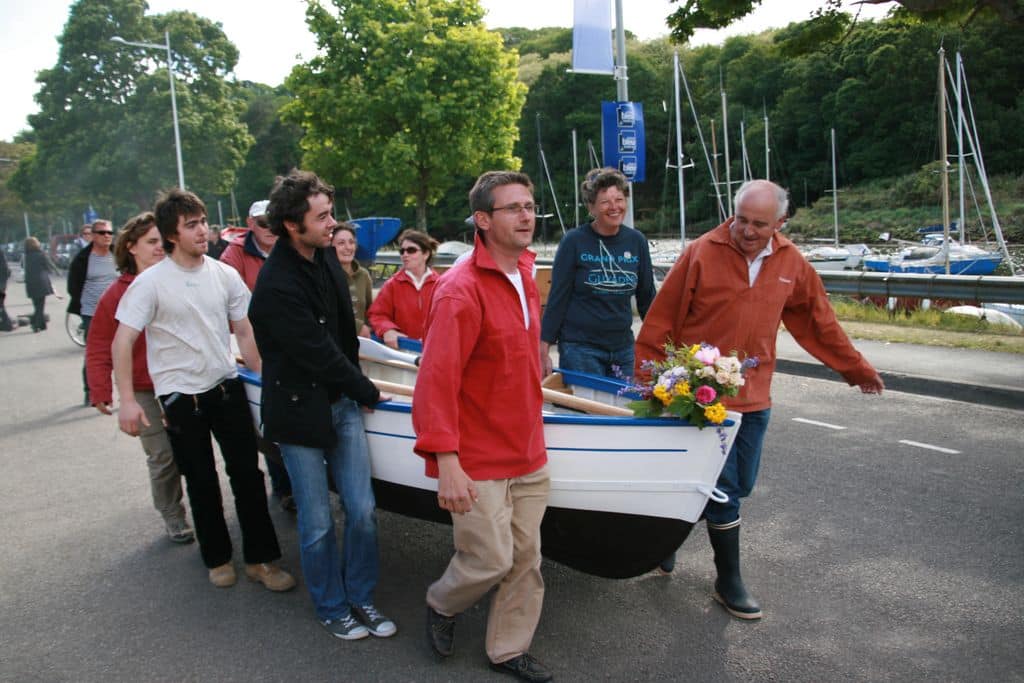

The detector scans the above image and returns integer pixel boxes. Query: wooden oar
[370,377,633,417]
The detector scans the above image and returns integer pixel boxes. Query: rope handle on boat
[696,485,729,503]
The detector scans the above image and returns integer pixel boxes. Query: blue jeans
[279,398,378,621]
[557,340,634,380]
[704,409,771,526]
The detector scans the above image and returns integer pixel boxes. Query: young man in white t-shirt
[112,189,294,592]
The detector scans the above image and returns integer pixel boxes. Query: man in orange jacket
[635,179,884,620]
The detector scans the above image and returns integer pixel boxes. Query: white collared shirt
[747,240,774,286]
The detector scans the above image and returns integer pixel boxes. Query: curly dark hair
[267,170,335,238]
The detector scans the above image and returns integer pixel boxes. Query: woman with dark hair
[23,237,58,332]
[367,228,440,348]
[332,223,373,338]
[85,213,193,543]
[540,167,656,378]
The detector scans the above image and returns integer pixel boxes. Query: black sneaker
[320,614,369,641]
[490,653,553,682]
[426,605,455,657]
[352,603,397,638]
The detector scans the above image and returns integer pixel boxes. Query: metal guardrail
[374,253,1024,303]
[818,271,1024,304]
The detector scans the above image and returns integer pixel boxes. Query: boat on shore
[862,241,1002,275]
[239,338,741,579]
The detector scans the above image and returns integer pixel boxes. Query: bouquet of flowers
[625,342,757,428]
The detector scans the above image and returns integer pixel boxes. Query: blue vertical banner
[83,205,99,224]
[601,101,646,182]
[572,0,614,75]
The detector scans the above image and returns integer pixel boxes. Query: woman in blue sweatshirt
[540,168,656,379]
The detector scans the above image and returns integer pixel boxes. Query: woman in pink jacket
[85,213,193,544]
[367,228,440,348]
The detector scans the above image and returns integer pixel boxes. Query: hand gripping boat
[239,338,741,579]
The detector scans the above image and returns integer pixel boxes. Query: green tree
[284,0,526,230]
[11,0,252,216]
[230,82,304,219]
[666,0,1024,44]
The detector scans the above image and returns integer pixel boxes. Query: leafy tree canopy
[666,0,1024,44]
[284,0,526,230]
[11,0,252,217]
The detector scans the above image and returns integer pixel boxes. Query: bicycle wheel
[66,312,86,347]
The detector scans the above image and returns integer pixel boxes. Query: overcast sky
[0,0,893,140]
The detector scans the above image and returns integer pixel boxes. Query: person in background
[250,170,395,641]
[416,171,552,682]
[540,167,656,379]
[75,224,93,251]
[0,247,12,331]
[113,188,294,592]
[23,237,58,332]
[635,179,884,620]
[220,198,294,512]
[219,201,279,290]
[367,229,439,349]
[86,213,193,544]
[332,223,373,338]
[206,226,229,260]
[68,219,118,405]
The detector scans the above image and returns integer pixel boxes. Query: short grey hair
[734,180,789,220]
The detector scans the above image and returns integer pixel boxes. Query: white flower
[715,370,732,385]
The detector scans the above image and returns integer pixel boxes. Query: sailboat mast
[831,128,839,248]
[938,47,951,274]
[673,50,686,245]
[763,103,770,182]
[721,85,733,216]
[954,54,965,246]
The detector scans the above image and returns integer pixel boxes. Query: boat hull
[238,366,739,579]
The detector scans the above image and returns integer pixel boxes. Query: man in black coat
[249,170,396,642]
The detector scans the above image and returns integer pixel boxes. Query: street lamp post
[110,31,185,189]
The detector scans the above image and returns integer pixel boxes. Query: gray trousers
[137,390,186,523]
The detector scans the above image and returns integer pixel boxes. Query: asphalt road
[1,285,1022,682]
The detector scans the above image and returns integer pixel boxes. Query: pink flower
[695,385,717,404]
[694,345,721,365]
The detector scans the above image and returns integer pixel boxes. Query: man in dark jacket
[68,219,117,405]
[249,170,396,642]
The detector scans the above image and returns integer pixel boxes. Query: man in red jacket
[635,179,884,621]
[414,171,552,682]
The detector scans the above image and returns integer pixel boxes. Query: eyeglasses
[489,203,536,215]
[255,219,270,229]
[93,230,113,236]
[399,246,421,255]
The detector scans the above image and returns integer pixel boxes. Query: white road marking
[792,417,846,430]
[898,439,961,454]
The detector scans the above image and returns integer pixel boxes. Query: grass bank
[832,299,1024,354]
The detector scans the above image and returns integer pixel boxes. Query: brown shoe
[209,562,237,588]
[245,562,296,592]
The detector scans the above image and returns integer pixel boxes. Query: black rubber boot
[708,522,762,620]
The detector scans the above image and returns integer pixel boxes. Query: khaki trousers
[137,390,186,523]
[427,465,550,664]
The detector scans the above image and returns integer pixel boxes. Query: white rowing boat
[238,338,741,578]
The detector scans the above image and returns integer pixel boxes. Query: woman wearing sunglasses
[367,228,439,349]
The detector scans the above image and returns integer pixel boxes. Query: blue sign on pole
[601,101,646,182]
[83,205,99,224]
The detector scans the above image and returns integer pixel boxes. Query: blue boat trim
[548,446,688,454]
[239,366,734,428]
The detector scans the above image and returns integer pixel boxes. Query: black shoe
[426,605,455,657]
[490,653,553,682]
[658,551,676,575]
